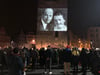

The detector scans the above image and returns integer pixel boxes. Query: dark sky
[68,0,100,38]
[0,0,38,37]
[1,0,100,38]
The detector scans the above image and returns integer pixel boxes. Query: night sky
[1,0,100,38]
[0,0,38,37]
[68,0,100,38]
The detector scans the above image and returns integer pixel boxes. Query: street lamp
[90,40,93,49]
[78,39,81,48]
[31,39,36,49]
[11,40,14,48]
[32,39,35,44]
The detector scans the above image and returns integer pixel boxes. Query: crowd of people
[0,45,100,75]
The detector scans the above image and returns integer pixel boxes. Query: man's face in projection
[42,8,53,24]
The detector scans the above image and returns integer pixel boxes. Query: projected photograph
[37,8,68,31]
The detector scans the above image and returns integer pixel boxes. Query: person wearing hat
[63,45,72,75]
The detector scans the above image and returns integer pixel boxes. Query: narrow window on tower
[55,31,59,37]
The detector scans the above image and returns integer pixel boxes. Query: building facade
[0,27,11,48]
[88,26,100,48]
[38,0,67,8]
[36,31,68,49]
[17,31,68,49]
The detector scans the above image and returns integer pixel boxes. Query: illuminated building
[36,31,68,49]
[17,0,69,49]
[17,30,68,49]
[17,30,36,48]
[68,30,79,48]
[88,26,100,48]
[68,30,90,49]
[35,0,68,49]
[0,27,10,48]
[17,30,26,48]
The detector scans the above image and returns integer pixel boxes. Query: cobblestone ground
[0,65,94,75]
[26,68,93,75]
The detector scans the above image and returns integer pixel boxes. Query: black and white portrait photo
[37,8,68,31]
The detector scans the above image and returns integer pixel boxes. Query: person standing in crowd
[7,48,24,75]
[31,47,39,71]
[53,11,67,31]
[52,48,59,65]
[39,47,46,68]
[58,48,64,68]
[89,48,100,75]
[37,8,54,31]
[44,45,53,74]
[63,45,72,75]
[0,47,4,75]
[72,47,80,73]
[22,47,30,67]
[80,48,89,75]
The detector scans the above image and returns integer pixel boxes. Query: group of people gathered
[0,45,100,75]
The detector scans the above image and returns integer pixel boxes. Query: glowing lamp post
[11,40,14,48]
[31,39,36,49]
[78,39,81,48]
[90,40,93,49]
[32,39,36,44]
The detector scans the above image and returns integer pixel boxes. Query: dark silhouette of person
[80,48,88,75]
[7,48,24,75]
[63,45,72,75]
